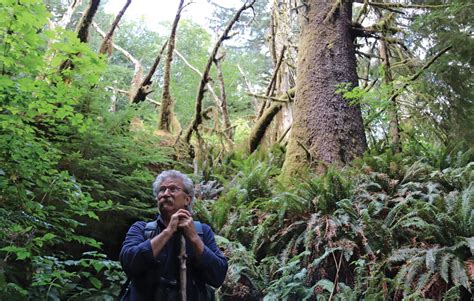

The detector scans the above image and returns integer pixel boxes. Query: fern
[451,257,470,290]
[404,256,425,292]
[443,285,461,301]
[440,252,454,283]
[389,248,424,263]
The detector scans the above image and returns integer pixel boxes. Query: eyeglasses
[157,185,184,195]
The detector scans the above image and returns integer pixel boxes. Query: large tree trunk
[282,0,367,175]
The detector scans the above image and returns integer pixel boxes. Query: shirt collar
[156,214,167,229]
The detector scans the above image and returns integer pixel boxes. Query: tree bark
[214,52,232,139]
[130,40,168,104]
[283,0,367,175]
[59,0,100,77]
[378,22,401,153]
[158,0,185,133]
[75,0,101,43]
[248,103,283,153]
[99,0,132,56]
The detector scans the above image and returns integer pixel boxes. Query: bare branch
[105,86,160,105]
[130,40,168,104]
[174,49,221,106]
[57,0,83,29]
[365,45,452,126]
[248,103,283,153]
[99,0,132,56]
[368,2,448,9]
[214,52,232,138]
[92,22,143,91]
[237,65,259,110]
[248,93,292,103]
[183,0,256,143]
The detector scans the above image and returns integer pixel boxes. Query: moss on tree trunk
[283,0,367,175]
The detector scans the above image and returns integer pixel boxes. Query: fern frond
[385,200,409,228]
[404,257,425,291]
[443,285,461,301]
[398,216,434,233]
[440,252,454,283]
[389,248,424,263]
[389,211,417,231]
[425,248,438,271]
[414,269,434,293]
[314,279,334,294]
[309,247,341,269]
[466,237,474,256]
[451,258,470,290]
[401,160,433,184]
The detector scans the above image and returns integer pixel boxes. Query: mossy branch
[183,0,256,143]
[99,0,131,56]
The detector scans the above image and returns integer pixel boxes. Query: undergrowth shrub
[205,146,473,300]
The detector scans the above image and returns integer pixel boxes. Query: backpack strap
[144,220,158,239]
[193,221,203,237]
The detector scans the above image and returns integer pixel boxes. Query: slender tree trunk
[252,0,296,151]
[99,0,132,56]
[376,8,401,153]
[283,0,367,175]
[75,0,101,43]
[379,37,401,153]
[214,52,232,139]
[158,0,184,133]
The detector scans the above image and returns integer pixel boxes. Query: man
[120,170,228,300]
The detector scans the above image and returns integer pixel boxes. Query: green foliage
[201,144,473,300]
[1,0,473,300]
[0,1,171,299]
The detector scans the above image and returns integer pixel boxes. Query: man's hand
[170,209,204,256]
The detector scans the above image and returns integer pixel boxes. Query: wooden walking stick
[178,233,187,301]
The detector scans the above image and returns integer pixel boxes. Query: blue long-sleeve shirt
[120,216,228,300]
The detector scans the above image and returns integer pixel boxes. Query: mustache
[159,196,173,203]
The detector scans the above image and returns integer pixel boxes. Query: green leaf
[89,276,102,289]
[0,246,31,260]
[92,261,105,273]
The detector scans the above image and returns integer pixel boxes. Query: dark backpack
[118,221,214,301]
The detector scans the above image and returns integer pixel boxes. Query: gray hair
[152,170,195,210]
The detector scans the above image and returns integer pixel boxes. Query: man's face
[156,177,191,216]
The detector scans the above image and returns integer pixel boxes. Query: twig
[328,252,343,301]
[364,45,452,126]
[258,45,287,118]
[237,64,258,110]
[247,93,291,103]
